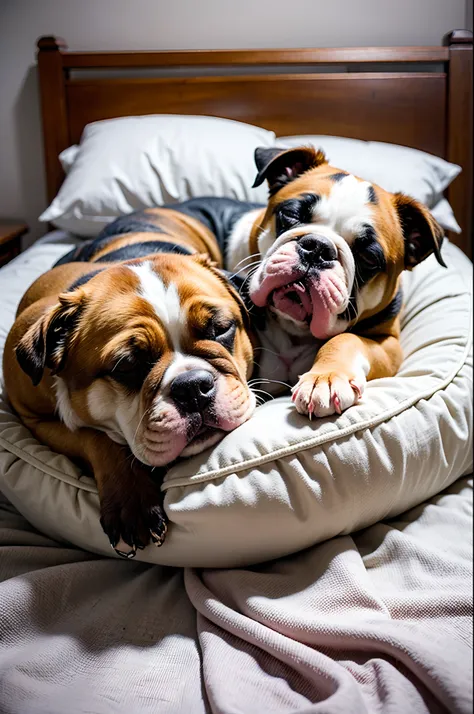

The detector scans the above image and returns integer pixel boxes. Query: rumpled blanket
[0,475,472,714]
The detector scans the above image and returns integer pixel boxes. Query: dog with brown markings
[225,146,446,417]
[3,203,256,557]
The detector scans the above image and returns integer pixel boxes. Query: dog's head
[248,146,445,339]
[16,254,255,466]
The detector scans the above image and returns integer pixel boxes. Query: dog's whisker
[253,346,281,358]
[250,387,275,401]
[248,378,292,390]
[230,261,261,279]
[132,407,152,446]
[237,264,260,297]
[231,253,261,271]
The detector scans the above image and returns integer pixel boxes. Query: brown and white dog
[3,204,255,557]
[226,146,446,417]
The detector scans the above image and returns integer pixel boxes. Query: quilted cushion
[0,240,472,567]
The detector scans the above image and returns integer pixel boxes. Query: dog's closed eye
[201,318,237,351]
[275,194,320,236]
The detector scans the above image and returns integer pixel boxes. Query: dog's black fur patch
[67,269,105,291]
[54,198,265,270]
[329,172,348,182]
[353,289,403,333]
[275,193,320,235]
[166,197,264,258]
[94,241,192,263]
[367,185,378,204]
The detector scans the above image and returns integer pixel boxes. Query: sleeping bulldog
[3,206,256,557]
[225,146,446,417]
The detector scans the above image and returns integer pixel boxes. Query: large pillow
[0,240,471,567]
[279,135,461,233]
[40,115,275,237]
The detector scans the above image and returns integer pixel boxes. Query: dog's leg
[291,332,403,418]
[22,419,167,557]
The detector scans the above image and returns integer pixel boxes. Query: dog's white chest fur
[254,317,319,395]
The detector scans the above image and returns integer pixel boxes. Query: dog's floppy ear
[191,254,252,327]
[217,269,253,328]
[393,193,446,269]
[252,146,327,195]
[15,291,86,386]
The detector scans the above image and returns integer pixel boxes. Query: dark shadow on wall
[14,64,48,249]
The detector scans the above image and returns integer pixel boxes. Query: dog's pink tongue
[309,276,337,339]
[272,282,312,322]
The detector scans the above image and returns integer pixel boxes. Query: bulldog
[3,202,256,557]
[225,146,446,417]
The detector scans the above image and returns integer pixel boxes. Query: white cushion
[279,135,462,233]
[40,115,275,236]
[0,240,471,567]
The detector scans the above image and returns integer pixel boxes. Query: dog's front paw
[100,482,168,559]
[291,369,365,418]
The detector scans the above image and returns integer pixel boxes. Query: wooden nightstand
[0,221,28,268]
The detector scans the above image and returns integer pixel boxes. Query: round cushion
[0,241,472,567]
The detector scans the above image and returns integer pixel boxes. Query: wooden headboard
[37,30,473,257]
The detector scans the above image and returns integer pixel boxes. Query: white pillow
[279,135,462,233]
[40,115,275,237]
[430,197,462,234]
[0,240,471,567]
[58,145,79,174]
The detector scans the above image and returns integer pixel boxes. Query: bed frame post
[443,30,473,257]
[37,36,69,204]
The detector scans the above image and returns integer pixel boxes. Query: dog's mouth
[192,423,221,444]
[269,271,349,339]
[184,411,223,444]
[181,423,223,456]
[270,280,313,324]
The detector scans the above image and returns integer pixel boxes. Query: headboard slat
[66,74,447,158]
[60,46,450,68]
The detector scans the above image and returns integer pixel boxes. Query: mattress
[0,234,472,713]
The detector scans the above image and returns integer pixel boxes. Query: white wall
[0,0,470,246]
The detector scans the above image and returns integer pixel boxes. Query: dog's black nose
[297,234,337,265]
[170,369,216,413]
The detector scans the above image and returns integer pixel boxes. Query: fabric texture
[0,474,471,713]
[39,115,275,236]
[278,135,462,233]
[0,236,471,567]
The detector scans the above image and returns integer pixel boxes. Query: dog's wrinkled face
[16,254,255,466]
[248,146,445,339]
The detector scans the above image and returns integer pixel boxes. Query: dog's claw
[150,526,167,547]
[349,380,362,400]
[114,545,137,559]
[332,393,342,415]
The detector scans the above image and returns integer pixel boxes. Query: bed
[0,31,472,713]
